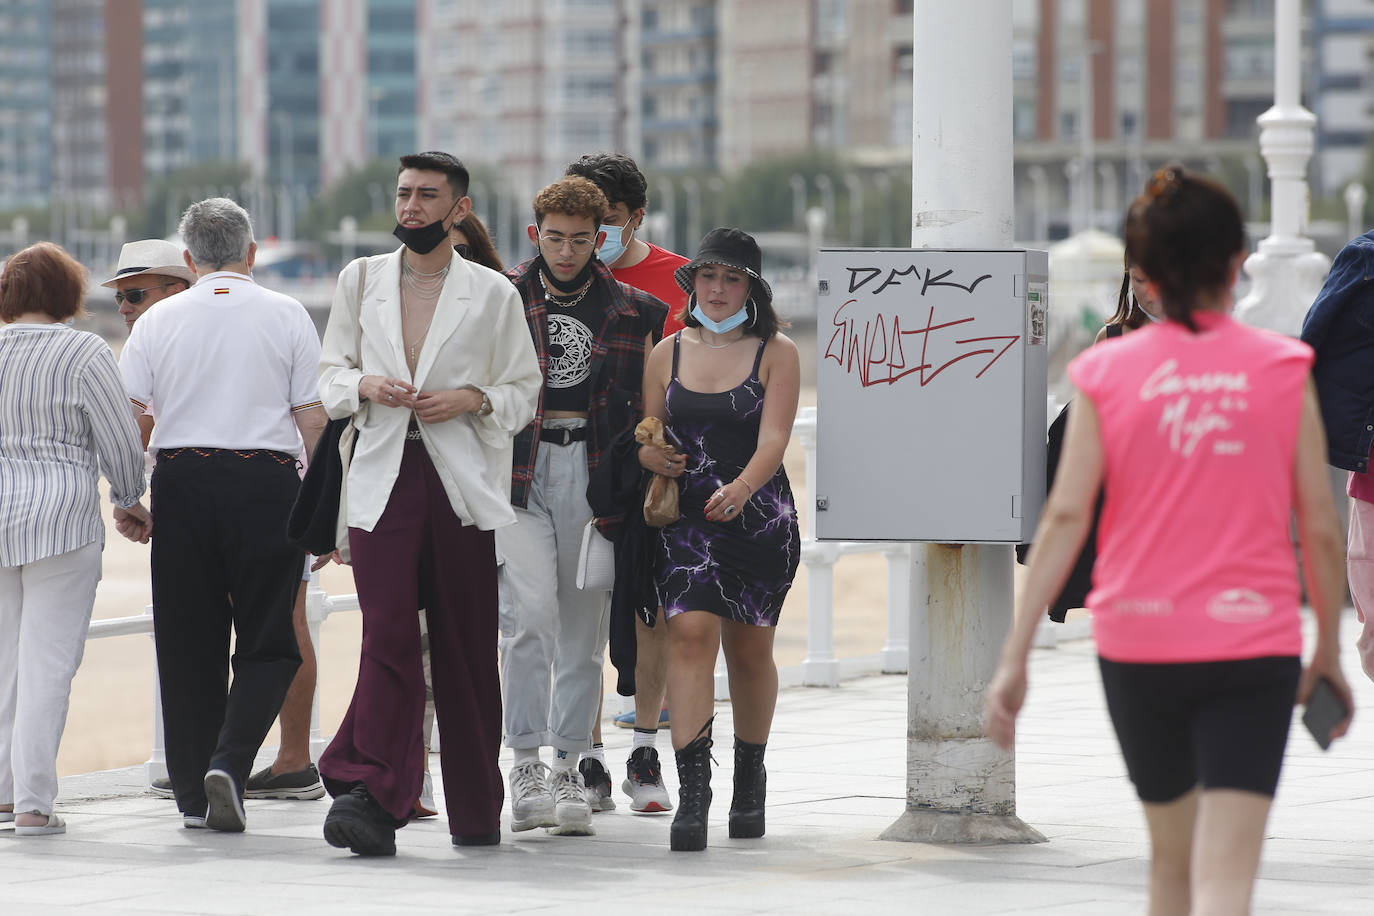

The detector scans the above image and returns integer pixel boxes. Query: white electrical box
[815,248,1049,543]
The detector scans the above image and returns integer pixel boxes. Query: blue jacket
[1301,230,1374,472]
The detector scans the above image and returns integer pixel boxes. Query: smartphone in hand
[1303,677,1349,751]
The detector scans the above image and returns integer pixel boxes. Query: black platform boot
[669,718,714,852]
[728,738,767,839]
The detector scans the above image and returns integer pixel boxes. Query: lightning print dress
[655,333,801,627]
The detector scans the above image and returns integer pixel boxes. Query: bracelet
[735,476,755,496]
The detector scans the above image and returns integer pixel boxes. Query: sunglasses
[454,243,471,259]
[114,282,176,306]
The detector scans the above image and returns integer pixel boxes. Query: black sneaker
[244,762,326,800]
[622,746,673,813]
[324,783,398,857]
[578,757,616,812]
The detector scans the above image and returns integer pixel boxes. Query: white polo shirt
[120,270,323,454]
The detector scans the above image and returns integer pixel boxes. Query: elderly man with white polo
[118,198,328,833]
[104,237,327,806]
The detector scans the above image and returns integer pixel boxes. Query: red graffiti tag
[824,299,1019,388]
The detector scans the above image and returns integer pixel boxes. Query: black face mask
[393,201,460,255]
[535,252,598,294]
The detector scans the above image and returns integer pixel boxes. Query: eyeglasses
[537,233,594,254]
[114,283,176,306]
[454,243,472,260]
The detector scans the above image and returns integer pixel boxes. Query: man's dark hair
[398,151,470,199]
[565,152,647,213]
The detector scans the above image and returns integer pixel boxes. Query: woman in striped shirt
[0,242,150,836]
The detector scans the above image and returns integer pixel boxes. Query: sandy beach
[58,360,896,777]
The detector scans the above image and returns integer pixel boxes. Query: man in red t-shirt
[564,152,684,814]
[568,153,689,338]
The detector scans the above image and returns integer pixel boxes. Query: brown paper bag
[635,417,681,527]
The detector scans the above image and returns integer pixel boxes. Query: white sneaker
[623,746,673,814]
[508,761,557,832]
[548,767,594,836]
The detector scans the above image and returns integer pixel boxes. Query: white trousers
[1348,497,1374,682]
[498,422,611,753]
[0,541,102,814]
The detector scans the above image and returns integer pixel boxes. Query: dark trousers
[150,450,303,816]
[319,439,504,834]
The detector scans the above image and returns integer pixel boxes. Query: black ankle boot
[728,738,767,838]
[670,719,713,852]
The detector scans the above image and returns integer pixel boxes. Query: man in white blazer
[315,152,541,857]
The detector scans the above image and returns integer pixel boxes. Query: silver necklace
[401,256,450,298]
[698,328,745,350]
[400,260,445,369]
[538,271,593,309]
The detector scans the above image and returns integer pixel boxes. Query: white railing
[88,405,1087,780]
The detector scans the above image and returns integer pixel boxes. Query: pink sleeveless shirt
[1067,311,1312,663]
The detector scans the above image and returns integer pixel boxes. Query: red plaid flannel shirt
[506,258,667,509]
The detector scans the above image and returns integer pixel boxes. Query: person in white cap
[102,239,196,335]
[106,237,328,808]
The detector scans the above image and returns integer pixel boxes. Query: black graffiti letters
[846,265,992,296]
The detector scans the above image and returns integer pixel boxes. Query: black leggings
[1098,655,1301,803]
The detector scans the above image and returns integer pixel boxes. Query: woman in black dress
[639,228,801,851]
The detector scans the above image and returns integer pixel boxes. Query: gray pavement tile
[11,617,1374,915]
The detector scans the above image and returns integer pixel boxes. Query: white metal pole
[1234,0,1329,337]
[881,0,1043,845]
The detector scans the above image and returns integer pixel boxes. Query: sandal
[15,813,65,836]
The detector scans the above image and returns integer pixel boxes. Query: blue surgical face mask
[691,299,750,334]
[597,222,633,266]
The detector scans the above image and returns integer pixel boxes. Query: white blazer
[318,248,541,533]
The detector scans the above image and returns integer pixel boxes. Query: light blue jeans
[498,420,610,754]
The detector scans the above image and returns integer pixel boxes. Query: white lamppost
[1344,182,1367,241]
[1235,0,1329,337]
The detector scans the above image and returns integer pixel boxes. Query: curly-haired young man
[499,177,667,836]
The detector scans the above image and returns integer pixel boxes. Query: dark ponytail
[1124,163,1244,333]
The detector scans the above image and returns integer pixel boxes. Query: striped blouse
[0,323,146,566]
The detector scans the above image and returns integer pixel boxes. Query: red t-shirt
[613,242,690,337]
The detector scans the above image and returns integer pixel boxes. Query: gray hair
[178,198,254,270]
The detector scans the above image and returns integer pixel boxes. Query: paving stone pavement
[5,616,1374,915]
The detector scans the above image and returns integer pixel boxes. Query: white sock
[632,728,658,752]
[586,743,607,766]
[552,748,579,772]
[514,747,541,767]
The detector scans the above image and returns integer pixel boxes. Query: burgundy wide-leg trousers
[319,439,503,835]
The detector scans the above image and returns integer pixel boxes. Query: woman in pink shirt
[987,166,1353,914]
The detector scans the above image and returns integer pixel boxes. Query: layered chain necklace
[538,270,593,309]
[400,257,449,370]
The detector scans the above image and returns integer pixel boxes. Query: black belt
[539,426,587,446]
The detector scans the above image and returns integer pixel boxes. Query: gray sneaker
[623,746,673,813]
[578,757,616,812]
[244,762,326,800]
[548,767,594,836]
[508,761,557,832]
[150,776,175,799]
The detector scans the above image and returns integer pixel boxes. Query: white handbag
[575,520,616,590]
